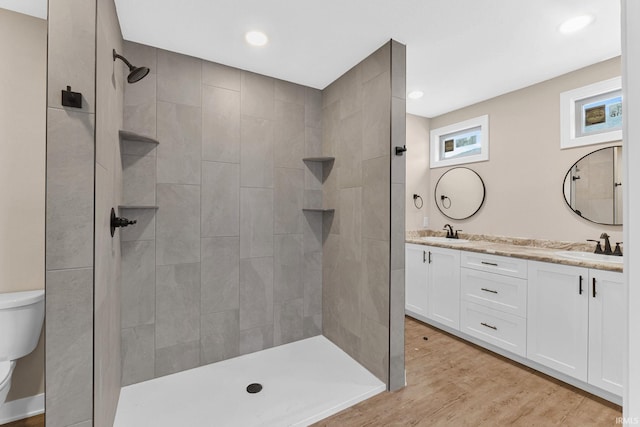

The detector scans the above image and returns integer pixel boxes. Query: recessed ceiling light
[245,31,268,47]
[408,90,424,100]
[559,15,594,34]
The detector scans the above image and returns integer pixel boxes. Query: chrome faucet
[600,233,613,255]
[444,224,454,238]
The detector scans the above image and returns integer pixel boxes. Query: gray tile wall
[321,41,406,389]
[120,42,323,386]
[46,0,96,425]
[389,40,407,391]
[94,0,126,425]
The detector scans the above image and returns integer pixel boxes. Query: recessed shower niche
[302,156,335,213]
[119,130,159,208]
[118,130,159,240]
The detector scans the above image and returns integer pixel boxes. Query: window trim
[430,115,489,169]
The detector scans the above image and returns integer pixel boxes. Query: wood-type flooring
[314,317,621,427]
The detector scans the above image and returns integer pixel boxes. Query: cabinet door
[427,247,461,330]
[527,261,589,381]
[405,244,428,317]
[588,269,625,395]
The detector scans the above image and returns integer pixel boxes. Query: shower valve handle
[113,217,137,227]
[110,207,137,237]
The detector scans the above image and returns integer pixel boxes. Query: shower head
[127,65,150,83]
[113,49,150,83]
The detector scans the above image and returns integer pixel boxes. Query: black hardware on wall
[110,207,137,237]
[395,145,407,155]
[413,194,423,209]
[440,194,452,209]
[61,86,82,108]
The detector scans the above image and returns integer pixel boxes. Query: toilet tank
[0,290,45,361]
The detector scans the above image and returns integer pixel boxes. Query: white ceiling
[0,0,46,19]
[5,0,620,117]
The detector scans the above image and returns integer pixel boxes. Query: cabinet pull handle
[428,251,432,264]
[481,288,498,294]
[579,275,583,295]
[481,261,498,266]
[593,278,597,298]
[423,251,426,263]
[481,322,497,331]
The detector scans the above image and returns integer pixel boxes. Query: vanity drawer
[461,268,527,317]
[460,301,527,357]
[461,251,527,279]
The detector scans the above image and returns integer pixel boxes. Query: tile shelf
[302,208,335,212]
[119,130,159,145]
[118,205,159,210]
[302,156,335,162]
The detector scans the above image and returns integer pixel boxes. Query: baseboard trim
[0,393,44,424]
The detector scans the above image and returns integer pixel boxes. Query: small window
[560,77,622,149]
[430,115,489,169]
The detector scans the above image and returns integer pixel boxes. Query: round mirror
[434,167,486,220]
[563,145,622,225]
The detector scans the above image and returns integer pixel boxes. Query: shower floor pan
[114,335,385,427]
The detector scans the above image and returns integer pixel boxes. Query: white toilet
[0,290,45,407]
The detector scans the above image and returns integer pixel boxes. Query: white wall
[622,0,639,419]
[405,114,430,231]
[0,9,46,293]
[0,8,46,402]
[408,57,623,244]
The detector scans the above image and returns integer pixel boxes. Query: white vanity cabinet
[588,269,625,395]
[527,261,624,395]
[405,242,624,403]
[460,252,528,357]
[527,261,589,381]
[405,244,429,317]
[405,244,461,330]
[426,247,461,330]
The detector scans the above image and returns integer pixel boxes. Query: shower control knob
[113,217,137,227]
[110,208,137,237]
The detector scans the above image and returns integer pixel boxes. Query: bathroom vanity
[405,236,624,404]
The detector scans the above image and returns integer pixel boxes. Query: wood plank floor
[2,414,44,427]
[314,317,621,427]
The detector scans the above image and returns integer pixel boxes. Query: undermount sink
[555,251,624,264]
[420,236,470,244]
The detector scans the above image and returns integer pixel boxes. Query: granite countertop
[406,231,623,273]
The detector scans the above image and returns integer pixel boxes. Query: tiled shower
[119,42,325,384]
[44,0,405,422]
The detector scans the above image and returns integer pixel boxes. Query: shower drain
[246,383,263,394]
